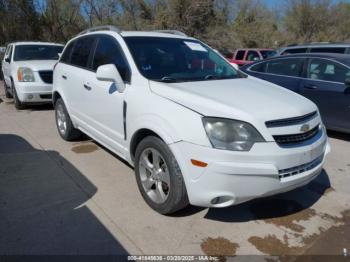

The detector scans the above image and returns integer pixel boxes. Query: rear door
[58,36,96,126]
[299,58,350,131]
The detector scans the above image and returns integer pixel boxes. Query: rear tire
[135,136,189,214]
[55,98,82,141]
[12,81,25,110]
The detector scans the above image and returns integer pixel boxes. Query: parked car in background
[1,42,63,109]
[53,26,329,214]
[0,46,5,80]
[278,43,350,55]
[241,53,350,133]
[228,48,276,66]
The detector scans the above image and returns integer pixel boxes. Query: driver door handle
[83,84,92,91]
[304,84,318,90]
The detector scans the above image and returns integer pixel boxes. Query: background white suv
[53,26,330,214]
[2,42,63,109]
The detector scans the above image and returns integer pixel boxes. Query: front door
[82,35,131,155]
[300,58,350,131]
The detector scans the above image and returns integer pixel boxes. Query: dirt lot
[0,81,349,259]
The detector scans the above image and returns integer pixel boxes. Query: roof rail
[79,25,121,36]
[154,30,187,37]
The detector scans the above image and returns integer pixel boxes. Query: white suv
[2,42,63,109]
[53,26,330,214]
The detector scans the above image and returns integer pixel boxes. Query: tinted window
[70,37,95,68]
[246,51,260,61]
[281,48,308,55]
[309,47,346,54]
[250,62,266,73]
[14,45,63,61]
[260,50,277,59]
[92,36,130,81]
[266,58,304,77]
[307,58,350,83]
[124,37,240,82]
[235,50,245,60]
[60,41,75,64]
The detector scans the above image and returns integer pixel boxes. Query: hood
[149,76,317,124]
[15,60,57,71]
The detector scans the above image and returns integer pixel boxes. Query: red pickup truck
[228,48,276,66]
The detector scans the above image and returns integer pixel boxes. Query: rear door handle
[304,84,317,90]
[62,75,67,80]
[83,84,92,91]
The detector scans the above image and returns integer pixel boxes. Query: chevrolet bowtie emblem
[300,124,310,133]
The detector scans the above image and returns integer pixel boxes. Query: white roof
[11,41,64,46]
[120,31,192,39]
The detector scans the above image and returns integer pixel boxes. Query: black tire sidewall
[135,136,188,214]
[55,98,77,141]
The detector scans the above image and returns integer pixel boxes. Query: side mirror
[5,57,10,63]
[96,64,125,93]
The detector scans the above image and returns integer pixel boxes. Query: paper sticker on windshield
[184,41,207,52]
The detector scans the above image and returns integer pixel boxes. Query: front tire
[135,136,189,214]
[12,81,25,110]
[55,98,81,141]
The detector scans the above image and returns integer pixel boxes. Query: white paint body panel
[53,31,329,208]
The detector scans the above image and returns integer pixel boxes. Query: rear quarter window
[60,41,75,64]
[265,58,304,77]
[249,62,266,73]
[70,37,96,69]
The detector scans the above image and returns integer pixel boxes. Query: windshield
[260,50,277,59]
[14,45,63,61]
[124,37,242,82]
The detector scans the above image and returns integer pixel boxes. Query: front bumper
[14,81,52,103]
[169,128,329,207]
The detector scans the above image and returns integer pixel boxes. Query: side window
[250,62,266,73]
[309,47,346,54]
[60,41,75,64]
[266,58,304,77]
[235,50,245,60]
[92,36,130,82]
[246,51,260,61]
[281,48,308,55]
[70,37,95,69]
[6,45,13,61]
[307,58,350,83]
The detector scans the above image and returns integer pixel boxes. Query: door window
[265,58,304,77]
[246,51,260,61]
[249,62,267,73]
[307,58,350,83]
[70,37,95,69]
[60,41,75,64]
[235,50,245,60]
[92,36,130,82]
[309,47,346,54]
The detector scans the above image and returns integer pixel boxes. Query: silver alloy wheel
[56,104,67,135]
[139,148,171,204]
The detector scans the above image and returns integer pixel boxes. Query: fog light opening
[210,196,235,207]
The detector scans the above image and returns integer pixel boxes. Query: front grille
[266,111,318,128]
[279,154,324,179]
[39,71,53,84]
[273,125,320,145]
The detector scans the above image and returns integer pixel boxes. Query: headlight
[17,67,35,82]
[202,117,265,151]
